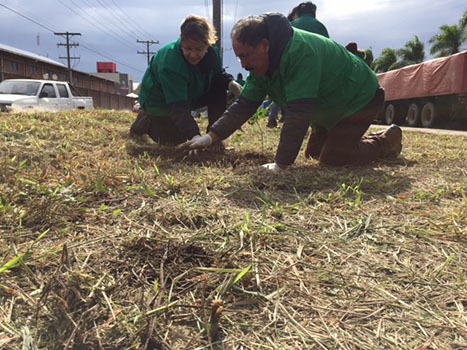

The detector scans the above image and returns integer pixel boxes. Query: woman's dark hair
[287,6,299,21]
[296,2,317,18]
[231,16,268,47]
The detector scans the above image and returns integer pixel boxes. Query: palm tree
[372,48,397,72]
[364,48,374,67]
[397,35,425,64]
[429,13,467,57]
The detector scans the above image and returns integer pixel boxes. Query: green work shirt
[291,14,329,38]
[236,78,245,86]
[241,28,379,131]
[138,38,222,116]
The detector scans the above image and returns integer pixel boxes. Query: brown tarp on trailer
[377,50,467,101]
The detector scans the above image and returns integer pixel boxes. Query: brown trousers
[305,88,385,165]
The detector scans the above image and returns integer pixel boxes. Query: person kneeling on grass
[178,13,402,170]
[130,15,243,154]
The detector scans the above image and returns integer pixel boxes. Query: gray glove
[177,134,213,151]
[228,80,243,97]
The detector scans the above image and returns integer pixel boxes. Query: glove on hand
[188,135,200,156]
[260,163,283,172]
[177,134,213,152]
[228,80,243,97]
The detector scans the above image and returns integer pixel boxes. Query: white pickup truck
[0,79,94,112]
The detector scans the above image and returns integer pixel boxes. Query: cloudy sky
[0,0,465,83]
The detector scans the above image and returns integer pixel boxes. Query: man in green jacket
[179,13,402,170]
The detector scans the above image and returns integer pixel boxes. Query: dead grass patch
[1,110,466,349]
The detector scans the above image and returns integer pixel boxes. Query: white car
[0,79,93,112]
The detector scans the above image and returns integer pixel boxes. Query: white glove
[188,135,200,156]
[177,134,213,151]
[260,163,283,172]
[228,80,243,97]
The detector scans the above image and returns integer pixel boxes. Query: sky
[0,0,465,84]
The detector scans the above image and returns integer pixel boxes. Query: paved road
[371,125,467,137]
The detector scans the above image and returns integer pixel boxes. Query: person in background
[178,13,402,170]
[130,15,242,154]
[290,2,329,38]
[229,72,245,103]
[267,1,329,129]
[235,73,245,86]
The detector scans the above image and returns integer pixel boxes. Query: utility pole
[55,32,81,83]
[212,0,222,56]
[137,40,159,66]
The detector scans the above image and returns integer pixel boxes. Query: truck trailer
[377,50,467,128]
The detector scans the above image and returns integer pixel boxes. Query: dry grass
[0,110,466,349]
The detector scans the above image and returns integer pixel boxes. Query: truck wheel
[384,104,396,125]
[421,102,436,128]
[406,103,420,127]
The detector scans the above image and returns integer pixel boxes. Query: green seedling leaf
[0,252,28,274]
[35,228,50,244]
[153,279,159,293]
[232,264,252,285]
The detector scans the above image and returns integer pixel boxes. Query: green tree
[364,48,374,67]
[429,12,467,57]
[397,35,425,65]
[372,48,397,73]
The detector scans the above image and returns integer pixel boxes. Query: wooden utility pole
[212,0,222,56]
[55,32,81,82]
[137,40,159,66]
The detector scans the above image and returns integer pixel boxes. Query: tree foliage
[372,48,397,73]
[397,35,425,64]
[372,11,466,72]
[428,13,467,57]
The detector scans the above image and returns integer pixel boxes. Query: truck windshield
[0,81,41,96]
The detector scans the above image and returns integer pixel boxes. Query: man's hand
[228,80,243,97]
[187,135,200,156]
[177,134,213,152]
[260,163,287,171]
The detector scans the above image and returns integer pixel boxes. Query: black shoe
[267,119,277,128]
[130,111,151,137]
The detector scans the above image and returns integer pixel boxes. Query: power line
[108,0,155,39]
[71,0,138,43]
[0,2,56,33]
[55,32,81,82]
[97,0,152,42]
[137,39,159,66]
[57,0,139,50]
[0,1,144,74]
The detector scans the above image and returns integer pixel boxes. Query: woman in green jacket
[131,15,242,152]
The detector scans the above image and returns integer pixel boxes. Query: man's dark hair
[296,2,317,17]
[231,16,268,47]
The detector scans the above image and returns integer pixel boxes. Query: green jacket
[139,38,222,116]
[241,28,378,131]
[291,14,329,38]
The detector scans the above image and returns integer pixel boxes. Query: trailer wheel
[384,104,398,125]
[421,102,436,128]
[406,103,420,127]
